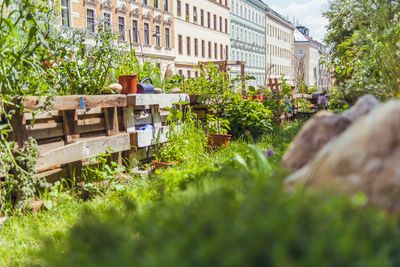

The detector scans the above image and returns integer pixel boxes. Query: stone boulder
[282,111,350,171]
[282,95,380,171]
[286,101,400,213]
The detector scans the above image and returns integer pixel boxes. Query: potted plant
[204,114,232,149]
[116,50,140,94]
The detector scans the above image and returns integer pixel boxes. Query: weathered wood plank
[36,133,131,172]
[126,94,189,108]
[21,95,127,111]
[28,123,64,140]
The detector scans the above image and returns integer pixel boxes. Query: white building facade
[229,0,267,87]
[174,0,230,77]
[265,8,295,84]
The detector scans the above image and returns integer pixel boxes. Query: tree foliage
[324,0,400,104]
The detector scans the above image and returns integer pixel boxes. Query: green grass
[0,120,304,266]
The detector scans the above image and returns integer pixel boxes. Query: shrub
[263,77,293,121]
[223,94,273,139]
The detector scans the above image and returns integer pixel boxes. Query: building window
[193,6,198,23]
[178,35,183,54]
[207,12,210,28]
[61,0,70,26]
[186,36,191,55]
[225,45,229,60]
[86,9,95,33]
[220,44,223,59]
[132,20,138,43]
[187,70,191,78]
[225,18,228,33]
[164,0,169,11]
[213,14,217,30]
[214,43,217,59]
[185,3,189,21]
[178,70,183,76]
[142,0,148,5]
[195,71,198,78]
[144,22,150,44]
[155,25,161,47]
[200,9,204,26]
[201,40,205,58]
[194,38,198,57]
[118,17,125,41]
[103,12,111,29]
[165,28,170,48]
[154,0,159,8]
[219,16,222,32]
[208,41,212,58]
[177,0,181,16]
[298,49,304,56]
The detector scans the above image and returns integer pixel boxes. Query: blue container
[137,78,155,94]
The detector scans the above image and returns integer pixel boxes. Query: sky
[263,0,329,42]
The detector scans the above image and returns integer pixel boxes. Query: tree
[324,0,400,103]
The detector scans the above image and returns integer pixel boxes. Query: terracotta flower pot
[152,160,176,170]
[119,74,138,94]
[208,134,232,149]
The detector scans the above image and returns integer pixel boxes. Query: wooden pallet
[2,94,189,180]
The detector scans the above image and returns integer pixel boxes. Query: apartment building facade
[294,26,331,91]
[174,0,230,78]
[59,0,175,74]
[229,0,267,86]
[265,8,295,84]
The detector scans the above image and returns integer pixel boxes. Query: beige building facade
[60,0,176,74]
[265,8,295,84]
[173,0,231,77]
[294,26,331,91]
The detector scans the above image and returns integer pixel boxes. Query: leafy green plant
[79,150,126,198]
[263,77,293,121]
[155,107,206,163]
[0,0,54,215]
[46,26,122,95]
[203,114,230,135]
[293,98,313,113]
[223,94,273,139]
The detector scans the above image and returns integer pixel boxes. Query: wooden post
[274,78,279,91]
[61,110,79,144]
[104,107,119,136]
[151,105,162,129]
[268,78,273,90]
[7,109,28,149]
[61,110,81,178]
[241,62,246,96]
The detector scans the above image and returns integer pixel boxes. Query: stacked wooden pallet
[2,94,188,180]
